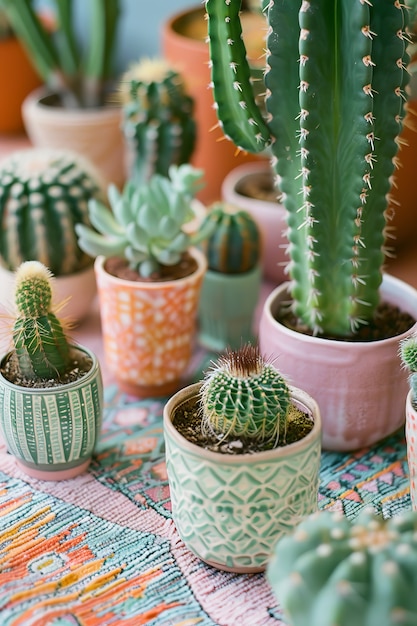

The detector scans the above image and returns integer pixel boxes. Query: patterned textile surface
[0,349,411,626]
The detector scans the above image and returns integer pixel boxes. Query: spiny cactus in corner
[267,507,417,626]
[400,333,417,405]
[0,149,105,276]
[200,343,291,445]
[201,203,261,274]
[118,58,196,185]
[206,0,413,337]
[12,261,71,381]
[76,164,213,279]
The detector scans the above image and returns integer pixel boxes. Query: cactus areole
[206,0,412,337]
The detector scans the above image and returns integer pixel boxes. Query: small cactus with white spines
[267,508,417,626]
[201,203,261,274]
[119,58,196,185]
[0,149,104,276]
[12,261,71,381]
[200,343,291,444]
[400,333,417,404]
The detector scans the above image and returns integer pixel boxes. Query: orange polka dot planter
[94,248,207,398]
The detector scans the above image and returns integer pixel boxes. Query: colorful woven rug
[0,349,411,626]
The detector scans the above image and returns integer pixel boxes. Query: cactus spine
[205,0,412,337]
[200,344,291,444]
[12,261,71,380]
[267,508,417,626]
[400,333,417,403]
[0,149,104,276]
[202,203,261,273]
[119,58,196,185]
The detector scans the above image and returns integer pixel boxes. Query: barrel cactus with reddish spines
[0,148,104,276]
[201,203,261,274]
[119,58,196,185]
[200,343,291,444]
[267,508,417,626]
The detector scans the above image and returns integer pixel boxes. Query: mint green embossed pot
[163,382,322,573]
[0,346,103,481]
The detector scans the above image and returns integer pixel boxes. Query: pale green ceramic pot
[198,264,261,351]
[163,382,322,573]
[0,346,103,481]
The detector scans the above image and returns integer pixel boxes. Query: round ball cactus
[0,148,105,276]
[119,58,196,185]
[202,202,261,273]
[12,261,71,381]
[400,334,417,402]
[200,343,291,444]
[267,508,417,626]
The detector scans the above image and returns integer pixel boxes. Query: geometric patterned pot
[163,382,322,573]
[0,346,103,481]
[95,247,207,398]
[406,389,417,510]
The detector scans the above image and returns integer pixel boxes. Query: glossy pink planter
[259,274,417,451]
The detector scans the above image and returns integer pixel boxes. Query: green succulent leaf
[88,199,124,236]
[75,223,127,258]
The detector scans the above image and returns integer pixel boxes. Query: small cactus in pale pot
[267,507,417,626]
[200,344,291,445]
[201,203,261,274]
[400,333,417,404]
[119,58,196,185]
[11,261,71,381]
[76,164,213,279]
[0,149,104,276]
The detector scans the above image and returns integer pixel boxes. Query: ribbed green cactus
[0,148,104,276]
[206,0,413,337]
[76,164,213,278]
[12,261,71,380]
[201,203,261,273]
[267,508,417,626]
[119,58,196,185]
[400,333,417,402]
[200,343,291,444]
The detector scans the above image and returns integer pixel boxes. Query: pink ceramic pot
[406,390,417,509]
[259,274,417,451]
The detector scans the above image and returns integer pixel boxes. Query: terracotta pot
[0,263,96,324]
[406,390,417,509]
[259,274,417,451]
[22,87,125,189]
[163,382,322,573]
[94,248,207,397]
[162,5,266,205]
[221,162,288,284]
[0,36,42,134]
[0,346,103,481]
[198,264,261,351]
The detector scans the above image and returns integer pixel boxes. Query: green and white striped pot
[0,346,103,481]
[163,382,322,573]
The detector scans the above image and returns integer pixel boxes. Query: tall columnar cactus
[118,58,196,185]
[12,261,71,381]
[267,508,417,626]
[201,203,261,273]
[206,0,413,337]
[400,333,417,403]
[76,164,213,278]
[200,343,291,444]
[0,149,104,276]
